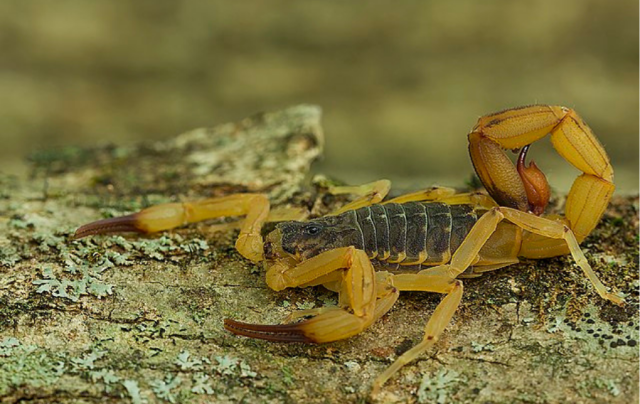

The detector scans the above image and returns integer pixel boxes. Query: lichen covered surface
[0,105,638,404]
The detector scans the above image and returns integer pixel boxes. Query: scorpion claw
[226,307,372,344]
[73,214,144,239]
[223,318,315,343]
[73,202,196,239]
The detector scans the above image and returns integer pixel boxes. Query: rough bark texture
[0,105,638,404]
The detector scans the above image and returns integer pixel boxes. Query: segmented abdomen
[341,202,478,268]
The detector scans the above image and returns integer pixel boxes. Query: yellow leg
[267,206,309,222]
[226,247,383,343]
[328,179,391,215]
[439,205,622,304]
[266,246,357,291]
[328,181,497,216]
[371,202,624,393]
[74,194,269,262]
[285,271,399,324]
[382,186,456,204]
[461,260,519,276]
[370,209,520,394]
[380,186,497,210]
[430,193,497,209]
[205,206,309,236]
[436,207,504,279]
[371,272,400,322]
[442,205,622,304]
[371,270,463,395]
[500,207,624,304]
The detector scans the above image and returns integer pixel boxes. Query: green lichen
[577,378,624,399]
[417,369,463,404]
[0,337,20,356]
[70,349,108,371]
[0,339,64,395]
[470,341,495,353]
[296,300,316,310]
[0,245,22,267]
[122,379,146,404]
[33,233,65,253]
[7,215,31,230]
[214,355,241,376]
[93,233,209,263]
[150,375,183,403]
[281,365,295,388]
[33,264,114,301]
[174,350,208,371]
[90,368,121,387]
[190,373,214,395]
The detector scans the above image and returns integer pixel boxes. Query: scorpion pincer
[73,105,624,395]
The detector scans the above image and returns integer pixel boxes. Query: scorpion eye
[303,224,322,236]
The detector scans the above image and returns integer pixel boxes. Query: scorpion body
[277,202,485,270]
[74,105,623,396]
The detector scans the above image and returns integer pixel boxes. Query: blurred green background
[1,1,638,192]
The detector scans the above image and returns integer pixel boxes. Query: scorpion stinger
[516,144,551,216]
[468,105,614,242]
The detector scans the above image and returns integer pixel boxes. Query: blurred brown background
[1,1,638,192]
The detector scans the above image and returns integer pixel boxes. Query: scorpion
[74,105,624,394]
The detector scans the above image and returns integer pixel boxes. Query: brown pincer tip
[72,214,143,239]
[224,318,314,343]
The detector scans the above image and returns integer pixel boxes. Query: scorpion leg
[328,181,496,215]
[371,271,400,321]
[370,185,496,209]
[266,206,310,222]
[327,179,391,215]
[370,209,510,393]
[370,200,617,393]
[205,206,309,235]
[284,272,399,324]
[266,246,361,291]
[382,186,456,204]
[441,205,622,304]
[499,207,624,304]
[371,270,463,395]
[74,194,269,262]
[384,188,497,209]
[226,247,391,343]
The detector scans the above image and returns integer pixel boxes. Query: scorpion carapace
[73,105,623,396]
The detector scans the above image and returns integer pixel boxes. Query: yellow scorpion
[74,105,623,394]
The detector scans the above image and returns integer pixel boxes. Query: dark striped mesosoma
[74,105,624,395]
[273,202,481,272]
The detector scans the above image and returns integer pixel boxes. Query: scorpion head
[262,215,360,291]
